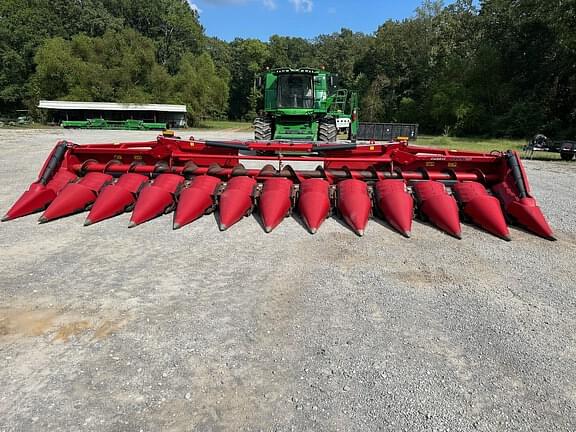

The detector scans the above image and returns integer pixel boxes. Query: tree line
[0,0,574,137]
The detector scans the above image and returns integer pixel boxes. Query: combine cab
[3,134,554,241]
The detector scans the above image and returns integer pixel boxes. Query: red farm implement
[2,134,555,241]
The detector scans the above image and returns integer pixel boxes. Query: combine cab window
[277,75,314,108]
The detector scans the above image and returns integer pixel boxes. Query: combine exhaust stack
[3,135,555,241]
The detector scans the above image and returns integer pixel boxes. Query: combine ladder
[332,90,348,113]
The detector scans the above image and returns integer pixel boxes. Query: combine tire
[560,152,574,161]
[318,118,337,142]
[254,117,272,141]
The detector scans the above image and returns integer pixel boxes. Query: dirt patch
[0,307,129,343]
[0,309,59,337]
[52,320,92,342]
[93,319,128,341]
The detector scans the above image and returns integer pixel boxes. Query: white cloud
[189,2,202,13]
[198,0,310,12]
[289,0,313,13]
[200,0,270,5]
[262,0,277,10]
[201,0,247,4]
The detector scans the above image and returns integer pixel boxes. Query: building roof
[38,100,187,113]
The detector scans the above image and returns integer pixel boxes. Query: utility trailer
[357,123,418,142]
[523,134,576,161]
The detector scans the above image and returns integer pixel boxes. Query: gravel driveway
[0,129,574,431]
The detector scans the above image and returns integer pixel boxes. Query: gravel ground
[0,129,575,432]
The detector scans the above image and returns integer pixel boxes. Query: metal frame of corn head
[2,134,555,241]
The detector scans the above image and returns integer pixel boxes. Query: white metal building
[38,100,188,128]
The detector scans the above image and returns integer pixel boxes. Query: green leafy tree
[173,53,229,124]
[228,39,270,120]
[268,36,316,68]
[315,29,370,90]
[3,0,576,137]
[101,0,204,72]
[0,0,122,113]
[31,29,228,125]
[32,29,158,103]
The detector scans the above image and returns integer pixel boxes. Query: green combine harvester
[254,68,359,142]
[61,118,166,130]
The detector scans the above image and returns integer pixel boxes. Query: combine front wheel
[254,117,272,140]
[318,118,337,142]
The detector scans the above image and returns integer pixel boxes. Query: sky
[189,0,454,41]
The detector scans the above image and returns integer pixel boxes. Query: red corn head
[129,174,184,227]
[4,137,554,242]
[374,180,414,237]
[173,175,221,229]
[452,182,510,240]
[259,178,293,233]
[413,181,461,238]
[85,173,148,226]
[3,170,77,221]
[337,179,371,236]
[39,172,112,222]
[218,176,256,230]
[298,179,331,234]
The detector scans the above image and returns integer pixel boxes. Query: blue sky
[190,0,454,41]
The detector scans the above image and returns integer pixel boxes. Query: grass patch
[195,120,252,131]
[417,135,561,160]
